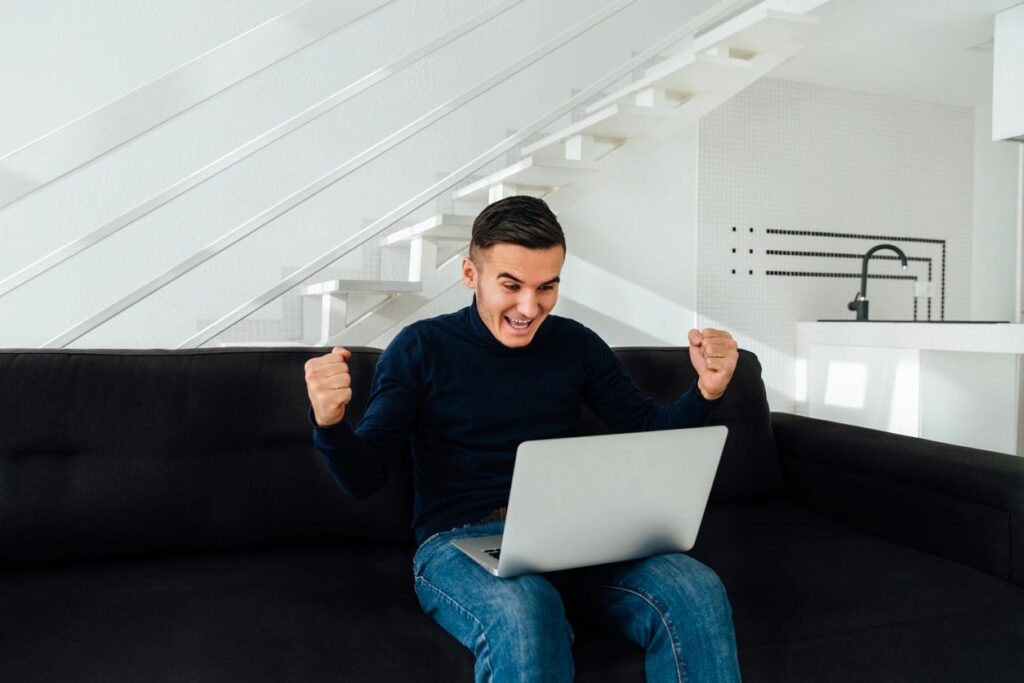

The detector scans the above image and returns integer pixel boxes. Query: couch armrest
[772,412,1024,588]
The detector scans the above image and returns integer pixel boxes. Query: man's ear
[461,256,477,289]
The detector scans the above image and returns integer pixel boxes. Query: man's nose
[517,290,540,318]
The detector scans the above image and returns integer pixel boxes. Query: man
[304,196,741,682]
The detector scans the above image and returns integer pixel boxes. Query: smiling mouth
[505,316,533,331]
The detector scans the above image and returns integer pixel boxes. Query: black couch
[2,347,1022,682]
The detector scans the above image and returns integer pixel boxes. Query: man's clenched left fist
[687,328,738,401]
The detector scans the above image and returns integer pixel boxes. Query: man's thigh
[551,553,732,640]
[412,523,575,649]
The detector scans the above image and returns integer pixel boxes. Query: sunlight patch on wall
[823,360,866,409]
[886,356,919,436]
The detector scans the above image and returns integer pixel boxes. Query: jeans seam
[415,574,494,681]
[592,583,688,683]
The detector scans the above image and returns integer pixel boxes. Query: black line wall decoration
[762,228,946,321]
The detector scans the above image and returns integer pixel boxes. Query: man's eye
[503,283,519,291]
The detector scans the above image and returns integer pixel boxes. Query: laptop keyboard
[484,548,501,560]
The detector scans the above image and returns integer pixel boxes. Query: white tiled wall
[698,78,975,411]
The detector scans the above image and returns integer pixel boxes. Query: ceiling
[769,0,1022,108]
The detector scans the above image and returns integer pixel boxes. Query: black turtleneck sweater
[311,301,716,545]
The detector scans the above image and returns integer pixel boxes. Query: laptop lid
[491,425,727,578]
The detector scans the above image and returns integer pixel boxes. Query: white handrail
[0,0,525,298]
[175,0,747,349]
[42,0,640,349]
[0,0,392,209]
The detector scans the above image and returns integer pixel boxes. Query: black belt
[473,506,508,524]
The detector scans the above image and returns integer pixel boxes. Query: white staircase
[301,279,423,346]
[286,1,824,347]
[379,214,475,281]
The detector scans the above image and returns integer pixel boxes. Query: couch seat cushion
[1,544,646,682]
[5,503,1022,682]
[1,545,470,682]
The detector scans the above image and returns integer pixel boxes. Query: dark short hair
[470,195,565,261]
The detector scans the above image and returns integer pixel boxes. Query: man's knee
[485,575,574,646]
[460,574,574,681]
[623,556,740,682]
[416,568,573,654]
[622,554,733,630]
[655,554,734,631]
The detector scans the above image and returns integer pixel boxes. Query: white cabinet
[993,3,1024,142]
[796,323,1024,456]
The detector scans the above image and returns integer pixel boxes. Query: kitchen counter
[798,322,1024,354]
[795,322,1023,455]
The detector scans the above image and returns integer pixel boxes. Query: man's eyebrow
[496,272,561,286]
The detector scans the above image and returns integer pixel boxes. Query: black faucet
[848,243,909,321]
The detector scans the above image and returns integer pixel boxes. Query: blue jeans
[413,521,741,683]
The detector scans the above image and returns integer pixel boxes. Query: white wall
[0,0,301,150]
[971,105,1021,322]
[0,0,716,348]
[557,127,699,346]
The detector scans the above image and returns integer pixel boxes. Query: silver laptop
[450,425,727,578]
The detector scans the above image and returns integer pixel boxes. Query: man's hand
[687,328,738,401]
[305,347,353,427]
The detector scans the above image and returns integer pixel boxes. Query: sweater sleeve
[309,327,426,499]
[581,329,718,433]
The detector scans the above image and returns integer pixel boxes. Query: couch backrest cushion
[0,345,780,569]
[579,348,784,504]
[0,348,412,569]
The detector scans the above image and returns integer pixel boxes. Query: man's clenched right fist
[305,347,353,427]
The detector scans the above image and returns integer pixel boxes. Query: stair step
[586,51,751,114]
[379,214,474,247]
[452,156,601,201]
[522,102,689,158]
[644,51,754,97]
[583,4,817,116]
[693,8,817,56]
[301,280,423,296]
[331,249,468,346]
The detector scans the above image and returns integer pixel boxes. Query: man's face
[462,243,565,348]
